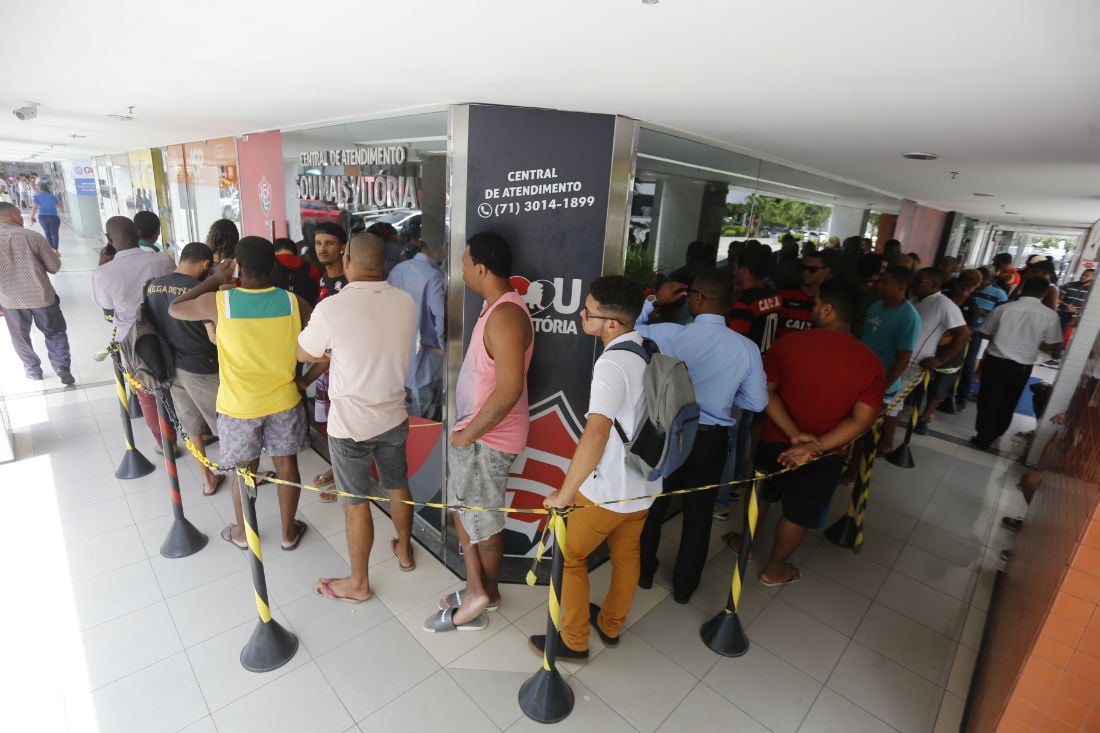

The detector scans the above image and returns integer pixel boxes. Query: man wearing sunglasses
[777,251,830,340]
[634,267,768,603]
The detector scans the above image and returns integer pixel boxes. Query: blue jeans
[38,214,60,249]
[714,410,754,510]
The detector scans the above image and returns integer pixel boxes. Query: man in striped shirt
[0,202,73,384]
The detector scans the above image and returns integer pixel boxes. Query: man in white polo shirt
[971,276,1062,451]
[528,276,659,663]
[298,232,417,602]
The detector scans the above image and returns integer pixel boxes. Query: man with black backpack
[272,237,320,306]
[530,276,661,663]
[635,267,768,603]
[144,242,224,495]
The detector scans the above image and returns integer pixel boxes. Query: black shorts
[927,369,959,401]
[755,441,845,529]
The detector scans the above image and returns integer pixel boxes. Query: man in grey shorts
[432,232,533,632]
[298,233,418,602]
[144,242,223,495]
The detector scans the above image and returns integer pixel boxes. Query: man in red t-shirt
[776,251,829,339]
[726,279,885,586]
[993,252,1020,296]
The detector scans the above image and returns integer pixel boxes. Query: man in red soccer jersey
[776,251,829,339]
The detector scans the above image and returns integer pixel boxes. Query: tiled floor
[1,223,1039,732]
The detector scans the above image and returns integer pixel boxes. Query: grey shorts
[329,421,410,507]
[170,369,219,437]
[448,440,516,544]
[217,401,308,466]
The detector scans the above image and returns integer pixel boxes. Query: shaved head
[347,232,385,274]
[105,216,139,250]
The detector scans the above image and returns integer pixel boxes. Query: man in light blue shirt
[387,237,446,420]
[635,267,768,603]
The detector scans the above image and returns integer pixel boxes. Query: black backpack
[120,301,175,390]
[271,258,320,306]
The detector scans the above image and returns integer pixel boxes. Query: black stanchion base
[240,619,299,673]
[116,449,156,480]
[886,443,916,468]
[700,611,749,657]
[825,515,858,548]
[128,392,143,419]
[160,518,209,558]
[519,667,575,724]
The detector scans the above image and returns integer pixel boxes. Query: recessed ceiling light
[902,152,938,161]
[642,0,658,4]
[1005,211,1019,215]
[972,192,995,197]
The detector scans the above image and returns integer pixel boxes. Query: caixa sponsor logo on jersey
[510,276,583,335]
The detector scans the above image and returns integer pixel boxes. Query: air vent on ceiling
[902,152,938,161]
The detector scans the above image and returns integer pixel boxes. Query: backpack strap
[605,337,657,443]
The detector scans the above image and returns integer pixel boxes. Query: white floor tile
[90,652,209,733]
[72,559,162,630]
[804,541,889,599]
[862,503,918,542]
[854,604,957,685]
[80,602,184,689]
[748,598,850,683]
[316,617,439,720]
[283,584,394,659]
[704,644,822,733]
[358,668,494,732]
[959,605,987,650]
[448,624,546,675]
[176,716,218,733]
[934,691,966,733]
[185,612,309,712]
[166,569,260,647]
[60,496,134,544]
[907,520,987,570]
[448,668,530,730]
[574,636,697,733]
[777,566,873,636]
[51,469,122,511]
[856,528,904,569]
[875,572,969,640]
[213,662,354,733]
[893,544,978,602]
[504,677,636,733]
[64,525,147,582]
[797,687,898,733]
[657,682,770,733]
[147,518,250,597]
[946,643,978,698]
[826,642,942,733]
[630,595,722,679]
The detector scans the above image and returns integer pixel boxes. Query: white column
[651,177,704,274]
[826,205,865,240]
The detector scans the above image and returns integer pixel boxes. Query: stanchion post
[519,509,575,723]
[128,384,143,419]
[111,351,155,480]
[237,463,299,672]
[886,375,925,468]
[156,390,208,558]
[700,471,762,656]
[827,422,881,552]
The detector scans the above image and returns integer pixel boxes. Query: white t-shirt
[911,292,967,365]
[981,296,1063,365]
[580,331,660,514]
[297,281,416,441]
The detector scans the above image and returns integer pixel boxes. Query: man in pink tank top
[426,232,533,633]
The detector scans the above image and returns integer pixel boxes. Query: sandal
[312,577,371,604]
[758,565,802,587]
[282,519,308,551]
[438,589,500,613]
[423,607,489,633]
[203,473,227,497]
[220,524,248,550]
[392,538,415,571]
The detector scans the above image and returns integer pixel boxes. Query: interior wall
[828,204,865,240]
[893,198,949,265]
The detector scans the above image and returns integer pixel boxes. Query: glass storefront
[164,137,240,250]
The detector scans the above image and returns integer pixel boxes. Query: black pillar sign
[462,105,618,557]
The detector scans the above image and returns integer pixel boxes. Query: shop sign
[295,146,418,210]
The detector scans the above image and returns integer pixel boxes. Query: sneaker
[954,397,968,413]
[998,548,1013,561]
[56,368,75,386]
[712,506,731,521]
[589,603,619,647]
[528,633,588,663]
[1001,516,1023,531]
[25,370,43,381]
[92,349,109,362]
[1042,358,1060,368]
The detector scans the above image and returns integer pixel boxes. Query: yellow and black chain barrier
[111,340,931,578]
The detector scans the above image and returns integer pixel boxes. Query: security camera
[13,105,38,121]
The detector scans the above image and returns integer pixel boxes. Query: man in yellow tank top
[170,236,314,551]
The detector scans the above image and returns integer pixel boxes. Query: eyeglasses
[581,306,615,322]
[801,265,822,273]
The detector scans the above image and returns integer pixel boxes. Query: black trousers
[639,427,729,601]
[974,354,1032,446]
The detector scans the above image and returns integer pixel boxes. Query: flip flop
[312,577,371,604]
[255,470,277,486]
[314,470,335,487]
[318,492,338,503]
[721,532,754,560]
[392,538,416,571]
[220,524,247,550]
[438,590,500,613]
[758,566,802,588]
[203,473,227,496]
[423,607,489,633]
[282,519,308,551]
